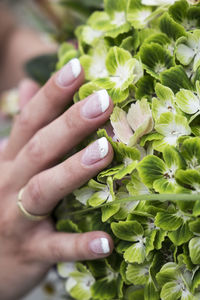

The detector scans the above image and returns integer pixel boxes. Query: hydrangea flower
[55,0,200,299]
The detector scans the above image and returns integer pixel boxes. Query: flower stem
[67,193,200,217]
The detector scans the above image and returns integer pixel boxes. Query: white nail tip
[98,137,109,159]
[70,58,81,78]
[96,89,110,113]
[100,238,110,254]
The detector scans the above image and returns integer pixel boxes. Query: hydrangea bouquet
[54,0,200,299]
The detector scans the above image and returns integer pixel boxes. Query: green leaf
[189,237,200,264]
[25,54,57,85]
[111,221,144,241]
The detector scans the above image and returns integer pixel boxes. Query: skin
[0,5,114,300]
[0,65,114,300]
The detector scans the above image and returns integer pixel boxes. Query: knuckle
[27,176,43,209]
[17,108,32,130]
[26,134,44,163]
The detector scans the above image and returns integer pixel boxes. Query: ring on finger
[17,187,50,221]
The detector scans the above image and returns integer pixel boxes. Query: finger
[3,58,84,160]
[0,138,8,157]
[18,138,113,216]
[14,90,113,184]
[19,79,40,110]
[35,231,113,263]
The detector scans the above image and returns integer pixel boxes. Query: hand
[0,59,114,300]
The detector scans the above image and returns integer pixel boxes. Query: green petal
[140,42,174,79]
[106,46,132,75]
[91,277,118,300]
[155,212,183,231]
[160,282,182,300]
[127,99,154,146]
[176,169,200,191]
[79,82,101,100]
[153,177,179,194]
[137,155,166,188]
[189,219,200,235]
[89,190,109,207]
[155,112,191,150]
[154,229,167,250]
[105,0,127,17]
[135,75,155,100]
[111,220,144,241]
[127,172,150,196]
[74,187,95,205]
[176,89,200,114]
[127,0,152,29]
[176,43,195,67]
[101,204,120,222]
[160,65,193,94]
[144,278,160,300]
[168,222,193,246]
[189,237,200,264]
[113,161,138,180]
[110,107,133,145]
[124,241,146,264]
[159,12,186,41]
[126,261,150,285]
[56,219,81,233]
[163,145,186,169]
[57,262,76,278]
[181,137,200,171]
[156,262,181,286]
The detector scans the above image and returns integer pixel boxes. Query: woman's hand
[0,59,114,300]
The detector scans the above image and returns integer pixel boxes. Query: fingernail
[82,137,109,166]
[57,58,81,87]
[81,90,110,119]
[90,238,110,254]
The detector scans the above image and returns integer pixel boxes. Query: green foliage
[55,0,200,299]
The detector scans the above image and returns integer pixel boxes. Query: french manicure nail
[82,137,109,166]
[81,90,110,119]
[90,238,110,254]
[57,58,81,87]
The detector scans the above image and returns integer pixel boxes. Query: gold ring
[17,187,50,221]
